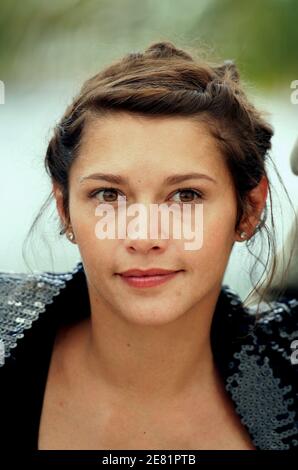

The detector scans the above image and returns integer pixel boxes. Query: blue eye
[171,188,204,203]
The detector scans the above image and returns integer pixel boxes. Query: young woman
[0,41,297,451]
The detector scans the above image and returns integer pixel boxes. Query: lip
[116,268,183,288]
[119,268,180,277]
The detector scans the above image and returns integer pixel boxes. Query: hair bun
[214,59,240,83]
[144,41,193,61]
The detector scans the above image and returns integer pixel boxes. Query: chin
[121,306,182,326]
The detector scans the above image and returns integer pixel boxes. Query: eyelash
[88,187,204,203]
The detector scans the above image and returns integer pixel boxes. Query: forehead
[71,112,230,184]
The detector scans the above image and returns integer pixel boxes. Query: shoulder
[222,289,298,449]
[246,295,298,365]
[0,262,83,367]
[219,285,298,364]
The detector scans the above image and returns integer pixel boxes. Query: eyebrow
[79,172,217,185]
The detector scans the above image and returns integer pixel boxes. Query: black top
[0,262,91,450]
[0,261,298,450]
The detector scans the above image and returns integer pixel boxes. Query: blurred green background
[0,0,297,302]
[0,0,297,88]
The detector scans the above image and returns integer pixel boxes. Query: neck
[80,286,222,405]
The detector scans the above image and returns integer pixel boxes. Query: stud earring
[66,231,75,242]
[240,231,247,240]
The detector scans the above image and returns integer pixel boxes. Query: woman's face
[56,112,243,325]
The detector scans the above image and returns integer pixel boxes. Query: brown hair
[23,40,297,312]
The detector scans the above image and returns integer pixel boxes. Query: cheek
[69,197,101,241]
[79,234,117,264]
[203,196,237,241]
[185,203,236,267]
[69,204,117,264]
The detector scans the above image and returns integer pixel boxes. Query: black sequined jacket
[0,261,297,450]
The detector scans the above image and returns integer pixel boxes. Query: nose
[122,202,170,254]
[124,236,168,254]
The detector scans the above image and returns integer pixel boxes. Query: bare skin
[38,316,255,450]
[40,113,267,449]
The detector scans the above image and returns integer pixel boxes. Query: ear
[52,182,67,228]
[236,175,268,240]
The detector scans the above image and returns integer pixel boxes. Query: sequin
[0,262,82,360]
[0,262,297,449]
[222,290,298,449]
